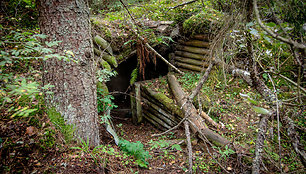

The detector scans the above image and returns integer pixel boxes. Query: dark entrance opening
[106,54,169,116]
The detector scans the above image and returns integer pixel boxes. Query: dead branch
[253,0,305,49]
[190,62,215,99]
[184,120,193,174]
[168,73,230,146]
[252,115,268,174]
[167,0,198,12]
[267,73,282,171]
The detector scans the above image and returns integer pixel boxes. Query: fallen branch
[253,0,305,49]
[252,115,268,174]
[185,120,193,174]
[167,0,198,12]
[168,73,230,146]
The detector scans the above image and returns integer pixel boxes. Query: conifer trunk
[37,0,100,146]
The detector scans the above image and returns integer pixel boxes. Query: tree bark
[37,0,100,146]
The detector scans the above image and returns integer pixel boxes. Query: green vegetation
[47,108,75,144]
[119,139,151,168]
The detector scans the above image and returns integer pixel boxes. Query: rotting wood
[143,112,166,131]
[174,56,209,67]
[176,62,204,72]
[143,110,172,129]
[192,34,210,41]
[143,104,177,127]
[94,48,118,68]
[176,45,210,55]
[94,35,113,55]
[252,115,268,174]
[179,39,210,48]
[142,96,180,124]
[118,0,184,75]
[175,51,207,60]
[135,82,142,124]
[200,111,220,129]
[141,85,183,117]
[167,74,230,146]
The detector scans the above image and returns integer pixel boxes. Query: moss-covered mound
[183,8,224,35]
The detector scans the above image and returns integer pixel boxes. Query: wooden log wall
[130,82,183,131]
[173,34,212,72]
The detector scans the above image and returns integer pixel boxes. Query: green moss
[183,9,223,35]
[47,108,75,144]
[97,82,109,96]
[100,59,112,71]
[130,67,138,85]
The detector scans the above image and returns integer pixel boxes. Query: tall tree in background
[37,0,100,146]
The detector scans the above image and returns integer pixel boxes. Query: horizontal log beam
[174,56,209,67]
[176,62,204,72]
[179,40,210,48]
[176,45,210,55]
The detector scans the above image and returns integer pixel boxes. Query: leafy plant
[0,30,65,119]
[213,145,235,160]
[71,138,105,165]
[119,139,151,168]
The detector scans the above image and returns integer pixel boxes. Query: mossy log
[143,112,166,131]
[179,40,210,48]
[176,45,210,55]
[141,85,183,118]
[175,51,207,61]
[192,34,210,41]
[176,62,204,72]
[99,58,111,71]
[174,56,209,67]
[131,82,142,124]
[142,95,180,124]
[94,35,113,55]
[167,73,230,147]
[94,48,118,68]
[97,82,109,96]
[143,110,171,130]
[143,104,177,127]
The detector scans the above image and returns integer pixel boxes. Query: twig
[166,0,198,13]
[184,120,193,174]
[267,73,282,173]
[265,71,306,94]
[190,62,215,100]
[253,0,305,49]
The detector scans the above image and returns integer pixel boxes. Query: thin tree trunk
[37,0,100,146]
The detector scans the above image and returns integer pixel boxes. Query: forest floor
[1,72,304,174]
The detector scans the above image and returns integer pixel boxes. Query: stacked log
[131,82,183,131]
[174,34,212,72]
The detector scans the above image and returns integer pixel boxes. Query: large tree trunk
[37,0,100,146]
